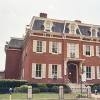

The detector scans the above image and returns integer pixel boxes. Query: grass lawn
[0,93,77,99]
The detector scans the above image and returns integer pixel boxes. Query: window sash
[71,25,75,34]
[92,29,96,36]
[52,65,57,75]
[86,46,90,55]
[52,42,58,53]
[37,41,42,52]
[98,46,100,56]
[70,44,75,58]
[86,67,91,78]
[98,67,100,78]
[35,64,42,77]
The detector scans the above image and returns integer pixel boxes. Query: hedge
[0,79,28,94]
[0,79,71,94]
[26,83,71,93]
[0,79,28,88]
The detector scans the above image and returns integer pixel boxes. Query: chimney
[40,13,47,18]
[75,20,81,23]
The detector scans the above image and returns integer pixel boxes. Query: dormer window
[44,21,53,32]
[92,29,96,37]
[45,22,50,31]
[71,25,75,34]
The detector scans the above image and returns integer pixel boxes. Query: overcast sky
[0,0,100,71]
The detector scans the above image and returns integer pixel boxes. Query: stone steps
[67,83,87,93]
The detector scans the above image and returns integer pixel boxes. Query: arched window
[46,23,50,31]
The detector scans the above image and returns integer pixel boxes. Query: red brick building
[5,13,100,84]
[0,71,5,79]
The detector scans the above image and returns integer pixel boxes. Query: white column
[64,59,68,75]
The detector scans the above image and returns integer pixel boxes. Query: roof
[30,16,100,38]
[8,37,23,48]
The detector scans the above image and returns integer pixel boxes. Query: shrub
[0,79,27,88]
[14,87,20,93]
[76,93,87,98]
[32,88,40,93]
[51,86,59,93]
[19,85,28,93]
[38,83,48,92]
[14,85,28,93]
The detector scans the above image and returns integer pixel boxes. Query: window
[52,65,57,78]
[32,63,46,78]
[98,67,100,78]
[70,44,75,58]
[86,45,90,56]
[37,41,42,52]
[52,42,58,53]
[33,40,46,53]
[86,66,91,79]
[67,43,79,58]
[83,45,94,56]
[45,23,50,31]
[49,42,62,54]
[96,46,100,56]
[98,47,100,56]
[92,29,96,36]
[48,64,62,79]
[71,25,75,34]
[35,64,42,78]
[97,66,100,79]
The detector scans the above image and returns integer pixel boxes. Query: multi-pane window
[45,23,50,31]
[98,46,100,56]
[36,41,42,52]
[52,65,57,77]
[98,67,100,78]
[86,45,90,56]
[86,66,91,78]
[92,29,96,36]
[83,45,94,56]
[96,46,100,56]
[35,64,42,78]
[71,25,75,34]
[70,44,75,58]
[52,42,58,53]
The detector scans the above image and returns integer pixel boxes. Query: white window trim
[83,45,94,57]
[32,63,46,79]
[33,40,46,53]
[67,43,79,58]
[97,66,100,79]
[49,41,62,54]
[48,64,62,79]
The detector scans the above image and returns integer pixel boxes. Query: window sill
[35,52,44,54]
[85,55,91,57]
[34,77,42,79]
[86,78,92,80]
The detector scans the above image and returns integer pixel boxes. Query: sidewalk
[91,93,100,99]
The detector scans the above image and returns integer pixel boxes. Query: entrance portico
[64,58,85,83]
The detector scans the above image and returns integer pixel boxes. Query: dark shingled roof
[8,38,23,48]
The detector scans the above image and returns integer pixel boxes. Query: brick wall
[5,49,22,79]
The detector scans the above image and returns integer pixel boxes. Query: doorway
[68,63,77,83]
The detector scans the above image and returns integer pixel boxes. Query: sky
[0,0,100,71]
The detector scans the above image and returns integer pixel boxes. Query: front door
[68,63,77,83]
